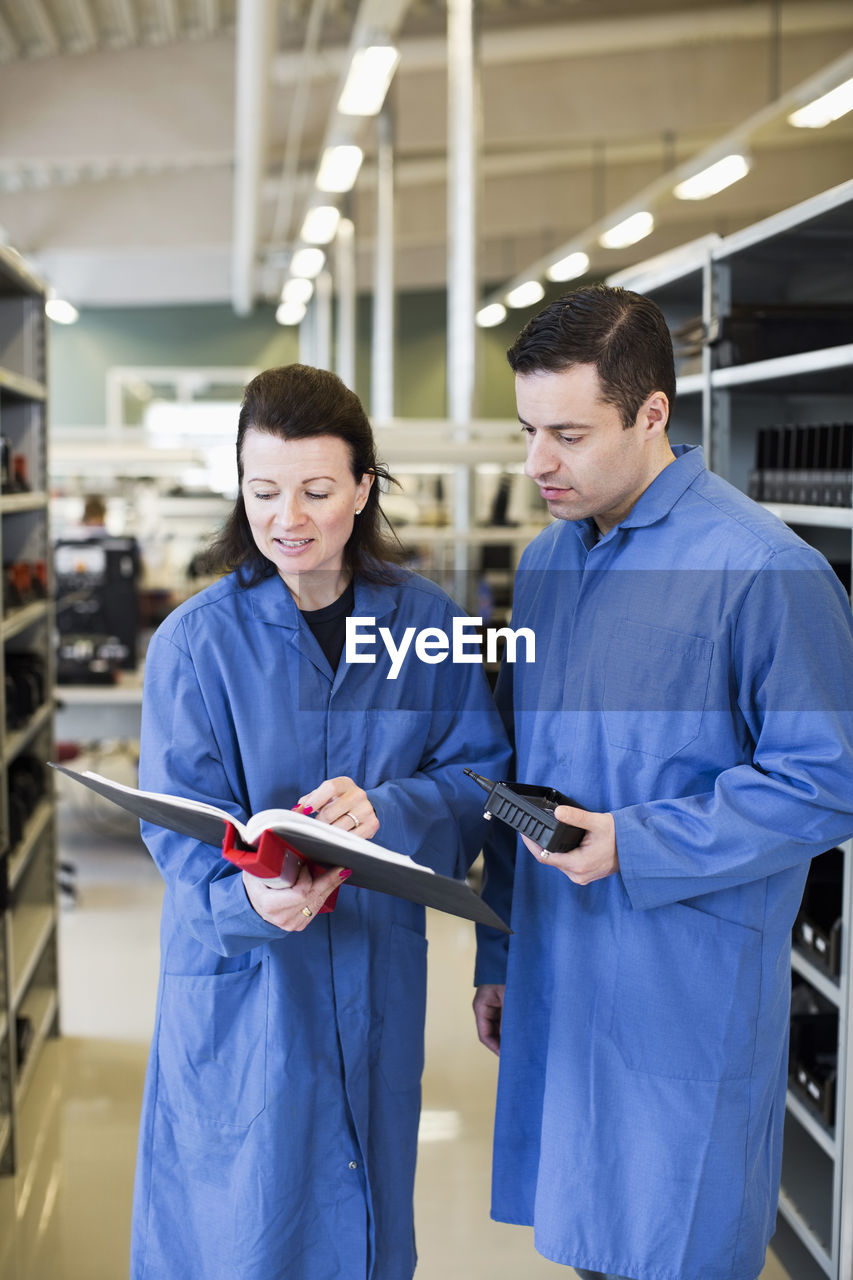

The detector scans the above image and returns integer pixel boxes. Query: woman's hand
[242,861,350,932]
[297,775,379,840]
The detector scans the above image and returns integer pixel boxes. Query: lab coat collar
[567,443,705,547]
[248,568,401,629]
[617,443,706,530]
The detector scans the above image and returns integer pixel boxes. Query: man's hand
[521,804,619,885]
[473,984,506,1056]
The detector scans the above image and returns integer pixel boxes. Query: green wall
[48,289,526,428]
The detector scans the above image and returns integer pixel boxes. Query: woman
[131,364,510,1280]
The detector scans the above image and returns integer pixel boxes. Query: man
[473,284,853,1280]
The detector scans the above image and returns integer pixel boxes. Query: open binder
[51,764,510,933]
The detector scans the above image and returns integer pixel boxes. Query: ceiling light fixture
[505,280,545,309]
[546,250,590,283]
[290,247,326,278]
[475,302,508,328]
[316,144,364,194]
[300,205,341,245]
[45,298,79,324]
[673,153,751,201]
[282,277,314,305]
[598,211,655,250]
[788,75,853,128]
[338,45,401,117]
[276,300,307,326]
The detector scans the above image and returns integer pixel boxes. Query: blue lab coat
[131,569,510,1280]
[476,446,853,1280]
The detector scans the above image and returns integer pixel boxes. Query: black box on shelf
[714,304,853,367]
[794,846,844,979]
[829,422,853,506]
[750,422,852,507]
[789,979,838,1128]
[4,651,47,730]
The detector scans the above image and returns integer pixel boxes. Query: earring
[354,509,362,515]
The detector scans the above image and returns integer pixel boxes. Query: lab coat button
[348,1160,358,1170]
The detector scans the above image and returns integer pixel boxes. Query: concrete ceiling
[0,0,851,311]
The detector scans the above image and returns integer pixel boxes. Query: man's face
[517,362,670,534]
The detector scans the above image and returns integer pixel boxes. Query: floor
[1,763,795,1280]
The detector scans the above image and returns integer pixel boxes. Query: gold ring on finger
[301,906,313,918]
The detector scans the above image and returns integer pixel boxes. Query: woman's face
[241,429,373,596]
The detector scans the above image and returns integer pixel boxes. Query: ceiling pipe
[272,2,853,82]
[371,105,395,421]
[335,217,356,389]
[269,0,330,247]
[446,0,479,602]
[231,0,275,315]
[273,0,410,275]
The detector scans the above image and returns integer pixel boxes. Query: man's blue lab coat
[130,570,509,1280]
[476,445,853,1280]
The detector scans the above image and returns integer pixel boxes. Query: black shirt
[301,581,355,672]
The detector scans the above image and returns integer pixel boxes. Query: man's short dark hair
[506,283,676,430]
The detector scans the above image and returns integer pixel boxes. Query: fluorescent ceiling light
[300,205,341,245]
[599,211,654,250]
[317,144,364,193]
[282,277,314,305]
[276,300,307,326]
[674,153,750,201]
[475,303,507,328]
[546,251,590,283]
[505,280,545,309]
[338,45,401,116]
[290,247,326,278]
[788,75,853,128]
[45,298,79,324]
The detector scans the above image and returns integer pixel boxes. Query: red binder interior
[222,823,340,913]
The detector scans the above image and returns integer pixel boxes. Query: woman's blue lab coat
[130,569,509,1280]
[476,446,853,1280]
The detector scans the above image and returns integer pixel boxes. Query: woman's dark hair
[506,283,676,430]
[203,364,404,585]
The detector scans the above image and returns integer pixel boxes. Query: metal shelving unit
[611,178,853,1279]
[0,244,58,1176]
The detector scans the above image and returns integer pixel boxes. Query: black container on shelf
[794,846,844,979]
[0,436,10,490]
[4,651,47,730]
[789,978,838,1128]
[714,304,853,368]
[749,422,852,506]
[15,1015,34,1071]
[7,753,47,850]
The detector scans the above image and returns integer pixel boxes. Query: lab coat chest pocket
[603,621,713,758]
[379,923,428,1092]
[610,904,762,1081]
[365,709,432,777]
[157,960,268,1127]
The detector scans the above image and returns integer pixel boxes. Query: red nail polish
[339,869,352,880]
[303,805,314,814]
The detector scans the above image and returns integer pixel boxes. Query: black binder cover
[51,764,510,933]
